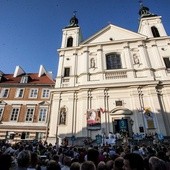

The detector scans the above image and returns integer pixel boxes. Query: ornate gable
[82,24,146,45]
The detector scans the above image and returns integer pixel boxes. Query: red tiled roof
[0,73,55,85]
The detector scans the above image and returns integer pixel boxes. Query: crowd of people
[0,137,170,170]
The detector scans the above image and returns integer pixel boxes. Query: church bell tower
[138,3,167,38]
[61,13,83,48]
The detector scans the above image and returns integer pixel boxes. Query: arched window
[151,26,160,37]
[67,37,73,47]
[106,53,122,69]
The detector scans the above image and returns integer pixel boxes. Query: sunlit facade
[48,5,170,144]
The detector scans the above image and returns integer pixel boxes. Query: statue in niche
[59,106,66,124]
[90,58,95,68]
[133,54,140,64]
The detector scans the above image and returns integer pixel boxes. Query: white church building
[48,4,170,144]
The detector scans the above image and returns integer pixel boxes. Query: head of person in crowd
[123,153,144,170]
[87,148,99,167]
[70,162,81,170]
[149,156,166,170]
[28,152,39,169]
[17,150,31,169]
[63,156,72,167]
[105,160,114,170]
[97,161,107,170]
[0,153,12,170]
[52,154,60,163]
[81,161,96,170]
[157,151,168,162]
[113,157,124,170]
[47,160,61,170]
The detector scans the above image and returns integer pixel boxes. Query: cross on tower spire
[139,0,143,6]
[73,11,77,16]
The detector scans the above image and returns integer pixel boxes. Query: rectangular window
[25,108,34,122]
[20,76,29,83]
[41,89,50,98]
[0,88,9,98]
[163,57,170,69]
[116,100,123,106]
[106,53,122,70]
[64,68,70,77]
[10,108,19,121]
[29,89,38,98]
[15,88,24,98]
[39,108,47,122]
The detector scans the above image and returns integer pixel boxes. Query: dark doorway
[113,119,129,135]
[21,132,26,139]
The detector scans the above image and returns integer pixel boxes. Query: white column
[130,87,145,133]
[148,86,167,135]
[123,45,133,68]
[150,44,167,78]
[151,44,164,68]
[138,44,151,67]
[160,87,170,135]
[73,52,78,86]
[97,45,103,80]
[83,48,89,81]
[77,90,88,137]
[56,54,64,88]
[156,19,167,36]
[48,93,61,138]
[138,44,153,77]
[123,45,135,78]
[61,30,67,48]
[97,45,103,70]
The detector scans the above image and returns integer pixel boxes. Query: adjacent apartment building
[0,65,55,142]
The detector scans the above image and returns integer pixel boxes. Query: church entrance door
[113,118,129,136]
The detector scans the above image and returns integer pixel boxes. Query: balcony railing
[105,71,127,79]
[62,77,70,83]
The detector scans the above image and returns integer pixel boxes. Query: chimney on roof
[38,65,47,77]
[0,71,4,82]
[38,65,53,79]
[13,66,25,77]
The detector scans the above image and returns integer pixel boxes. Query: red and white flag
[99,108,104,113]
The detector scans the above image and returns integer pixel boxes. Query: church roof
[81,24,147,45]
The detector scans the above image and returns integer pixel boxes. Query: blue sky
[0,0,170,78]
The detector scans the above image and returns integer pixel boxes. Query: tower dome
[66,12,79,28]
[139,3,157,18]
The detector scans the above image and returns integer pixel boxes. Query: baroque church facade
[48,5,170,144]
